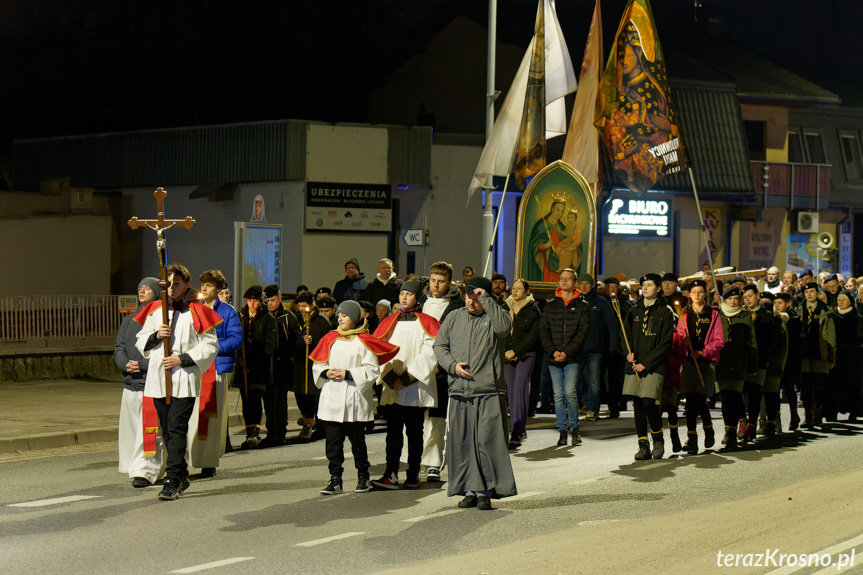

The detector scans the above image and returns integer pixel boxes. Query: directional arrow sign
[403,228,424,247]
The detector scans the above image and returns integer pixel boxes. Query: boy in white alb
[135,265,221,501]
[312,300,399,494]
[371,280,440,489]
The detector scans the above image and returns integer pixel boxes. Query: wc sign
[606,198,672,237]
[403,228,424,247]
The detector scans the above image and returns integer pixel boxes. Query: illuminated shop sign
[606,198,672,237]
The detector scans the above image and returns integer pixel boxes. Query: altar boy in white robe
[312,300,399,495]
[135,264,221,501]
[371,279,440,490]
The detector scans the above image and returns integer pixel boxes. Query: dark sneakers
[199,468,216,478]
[321,477,343,495]
[371,473,399,490]
[131,477,150,488]
[402,477,421,489]
[477,495,493,510]
[355,477,371,493]
[571,430,582,445]
[458,494,478,508]
[158,477,190,501]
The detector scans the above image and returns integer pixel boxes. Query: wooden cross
[128,188,196,403]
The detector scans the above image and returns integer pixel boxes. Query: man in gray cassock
[434,275,517,510]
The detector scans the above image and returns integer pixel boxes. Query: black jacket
[582,289,621,354]
[238,307,277,391]
[362,275,404,307]
[539,291,591,364]
[333,273,369,304]
[292,310,332,396]
[749,306,778,369]
[505,298,541,359]
[114,311,149,392]
[624,296,674,376]
[271,305,303,385]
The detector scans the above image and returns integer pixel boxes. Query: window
[788,130,804,163]
[744,120,766,161]
[840,133,863,181]
[804,131,826,164]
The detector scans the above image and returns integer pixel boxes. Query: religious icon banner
[595,0,689,194]
[515,161,596,289]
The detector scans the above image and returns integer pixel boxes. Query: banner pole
[482,172,511,278]
[688,167,719,298]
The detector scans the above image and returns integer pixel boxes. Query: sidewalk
[0,377,300,454]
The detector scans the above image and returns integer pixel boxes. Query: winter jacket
[271,304,303,385]
[333,273,369,304]
[238,307,277,391]
[624,296,675,376]
[716,308,757,382]
[434,292,511,398]
[796,300,837,367]
[539,288,591,365]
[292,310,332,395]
[582,288,620,354]
[114,311,149,392]
[766,313,788,379]
[212,298,243,375]
[362,273,404,307]
[504,296,541,359]
[676,306,724,365]
[747,305,778,370]
[663,331,687,390]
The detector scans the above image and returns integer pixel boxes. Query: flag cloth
[514,2,546,190]
[468,0,577,203]
[595,0,689,194]
[562,0,603,191]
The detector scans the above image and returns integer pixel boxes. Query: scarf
[838,306,855,315]
[720,302,743,317]
[397,302,423,314]
[336,318,369,337]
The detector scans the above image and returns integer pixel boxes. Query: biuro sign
[605,198,671,237]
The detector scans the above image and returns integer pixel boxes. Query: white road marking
[578,519,621,526]
[571,476,611,486]
[403,509,462,523]
[8,495,101,508]
[295,532,365,547]
[636,461,676,470]
[763,532,863,575]
[171,557,255,573]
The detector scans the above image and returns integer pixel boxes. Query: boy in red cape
[311,300,398,495]
[135,264,221,501]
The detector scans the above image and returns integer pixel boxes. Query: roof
[674,40,841,106]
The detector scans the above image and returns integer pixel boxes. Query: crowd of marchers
[113,258,862,507]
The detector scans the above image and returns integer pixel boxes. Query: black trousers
[154,396,196,481]
[801,373,824,412]
[324,421,370,478]
[385,404,426,478]
[684,392,712,431]
[295,392,318,420]
[263,380,290,438]
[240,387,264,430]
[605,352,626,415]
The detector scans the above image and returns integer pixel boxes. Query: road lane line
[571,475,611,486]
[295,532,365,547]
[763,532,863,575]
[635,461,676,470]
[578,519,621,526]
[171,557,255,573]
[8,495,101,508]
[403,509,462,523]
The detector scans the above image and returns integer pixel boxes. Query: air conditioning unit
[797,211,819,234]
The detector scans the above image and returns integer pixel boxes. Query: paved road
[2,412,863,574]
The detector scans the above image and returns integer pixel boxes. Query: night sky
[1,0,860,162]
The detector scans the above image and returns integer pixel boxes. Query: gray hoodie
[434,292,512,397]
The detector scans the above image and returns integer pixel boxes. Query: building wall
[0,215,111,296]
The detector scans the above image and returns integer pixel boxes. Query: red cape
[373,312,440,342]
[133,301,223,334]
[310,331,399,365]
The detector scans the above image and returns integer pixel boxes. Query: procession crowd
[113,257,863,508]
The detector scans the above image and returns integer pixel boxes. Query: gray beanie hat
[376,299,392,312]
[336,300,363,326]
[138,277,162,300]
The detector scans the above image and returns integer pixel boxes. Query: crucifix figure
[128,187,196,403]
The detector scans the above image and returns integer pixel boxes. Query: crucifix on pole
[128,187,196,404]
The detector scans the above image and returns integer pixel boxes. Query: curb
[0,410,298,454]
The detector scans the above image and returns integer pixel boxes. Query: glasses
[559,276,575,282]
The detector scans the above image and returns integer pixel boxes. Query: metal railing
[0,296,125,341]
